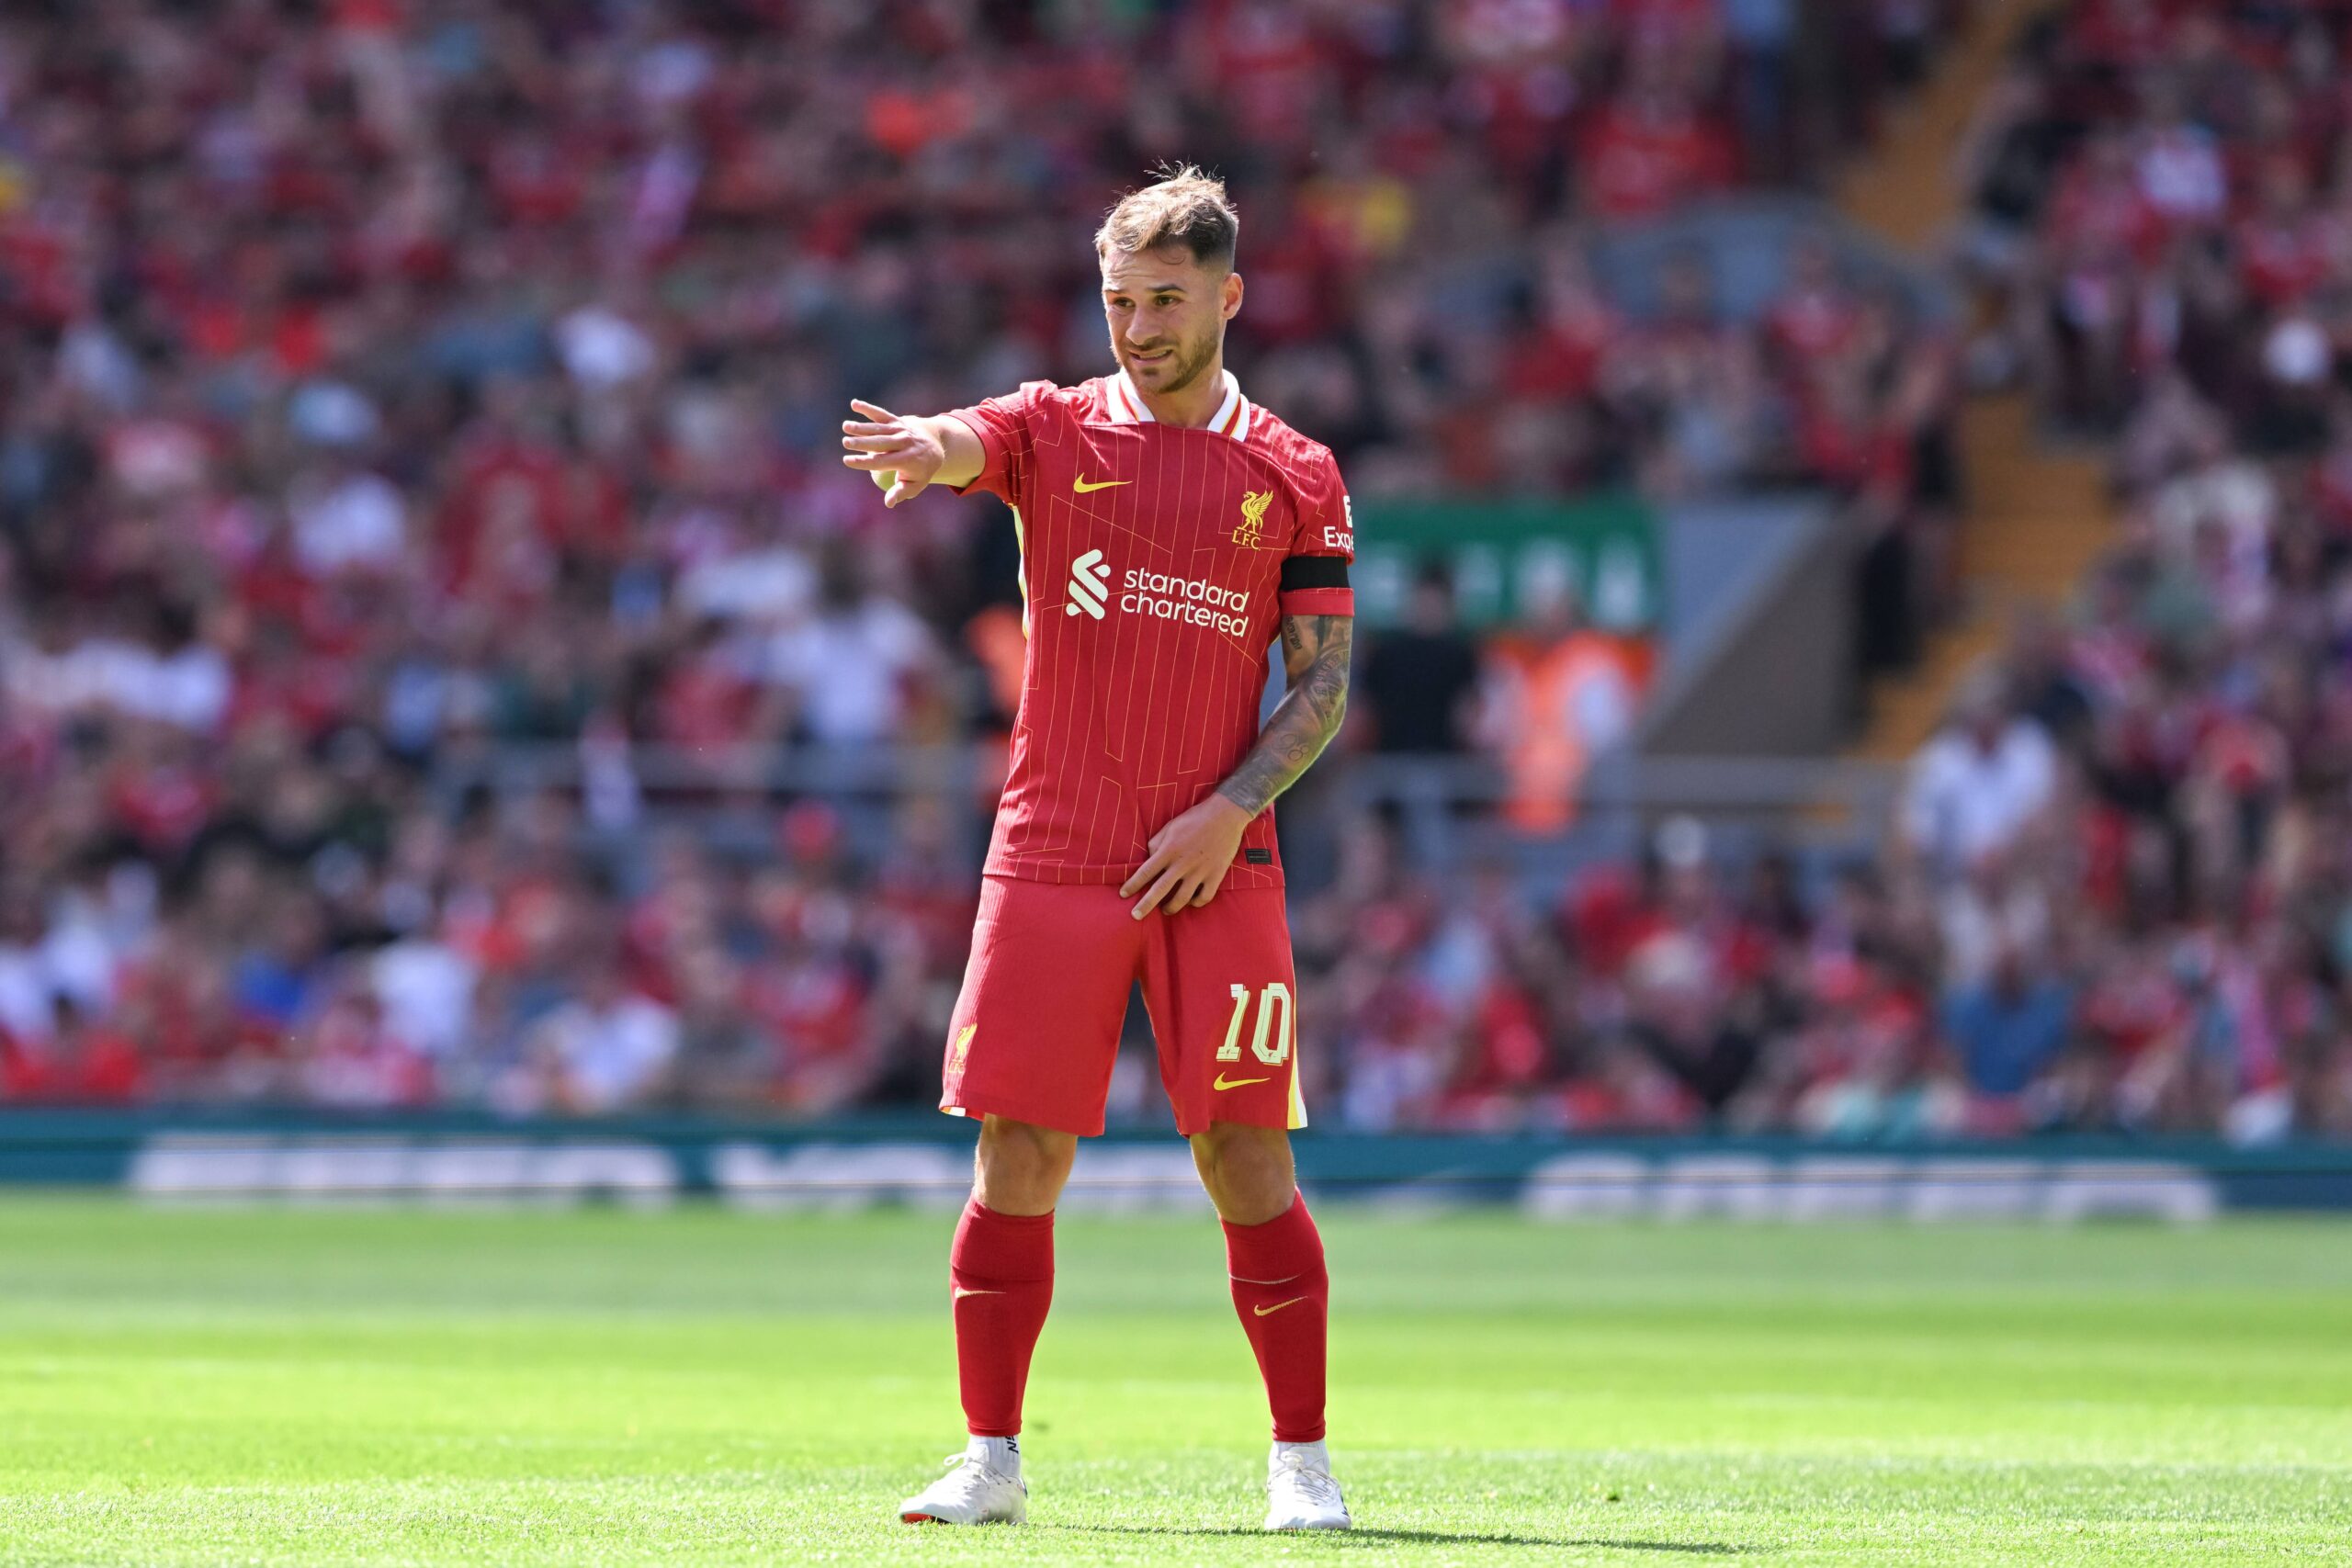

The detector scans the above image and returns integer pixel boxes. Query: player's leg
[902,878,1138,1526]
[1192,1122,1332,1449]
[903,1114,1075,1527]
[948,1114,1072,1456]
[1191,1121,1345,1529]
[1142,888,1349,1531]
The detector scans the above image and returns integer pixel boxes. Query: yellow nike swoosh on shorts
[1213,1073,1270,1091]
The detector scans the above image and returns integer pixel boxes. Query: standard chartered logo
[1066,548,1112,618]
[1063,547,1250,637]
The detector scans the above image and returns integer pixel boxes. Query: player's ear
[1222,270,1243,321]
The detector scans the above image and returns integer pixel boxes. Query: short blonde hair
[1094,165,1238,270]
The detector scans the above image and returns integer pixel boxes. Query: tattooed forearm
[1216,615,1352,817]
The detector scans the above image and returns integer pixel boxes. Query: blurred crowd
[1960,0,2352,442]
[10,0,2346,1143]
[1300,675,2352,1143]
[0,0,1972,1122]
[1271,515,2352,1138]
[1799,0,2352,1143]
[1279,0,2352,1144]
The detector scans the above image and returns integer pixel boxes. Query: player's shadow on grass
[1052,1524,1740,1552]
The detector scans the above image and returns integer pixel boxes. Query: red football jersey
[946,368,1355,886]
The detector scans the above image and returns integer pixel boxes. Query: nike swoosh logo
[1073,476,1131,493]
[1213,1073,1270,1091]
[1253,1296,1309,1317]
[951,1287,1002,1300]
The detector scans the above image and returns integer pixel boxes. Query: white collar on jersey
[1106,367,1253,441]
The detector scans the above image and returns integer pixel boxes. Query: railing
[431,739,984,798]
[431,740,1905,881]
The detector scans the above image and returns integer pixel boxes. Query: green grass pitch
[1,1199,2347,1564]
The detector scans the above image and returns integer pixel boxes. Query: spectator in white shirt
[288,457,407,577]
[2133,91,2226,227]
[1903,673,2059,874]
[764,546,935,746]
[371,937,479,1061]
[527,965,680,1113]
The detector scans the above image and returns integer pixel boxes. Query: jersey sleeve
[943,380,1057,506]
[1279,448,1355,617]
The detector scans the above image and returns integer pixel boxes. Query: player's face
[1101,246,1242,397]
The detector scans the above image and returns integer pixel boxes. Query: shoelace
[933,1454,1013,1495]
[1270,1458,1343,1506]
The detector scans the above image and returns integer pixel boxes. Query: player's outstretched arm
[840,400,985,508]
[1120,613,1353,919]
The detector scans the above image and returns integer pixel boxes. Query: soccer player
[840,167,1355,1532]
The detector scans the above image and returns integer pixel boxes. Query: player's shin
[1221,1192,1328,1443]
[949,1199,1055,1443]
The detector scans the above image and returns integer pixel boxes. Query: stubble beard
[1124,328,1219,397]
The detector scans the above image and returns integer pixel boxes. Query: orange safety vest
[1486,632,1652,832]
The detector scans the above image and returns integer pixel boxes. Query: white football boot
[1263,1439,1351,1530]
[899,1438,1027,1526]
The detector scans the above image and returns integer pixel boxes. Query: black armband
[1279,557,1350,592]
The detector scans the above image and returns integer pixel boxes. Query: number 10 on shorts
[1216,982,1293,1066]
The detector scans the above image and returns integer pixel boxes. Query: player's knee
[1191,1122,1295,1225]
[973,1116,1076,1214]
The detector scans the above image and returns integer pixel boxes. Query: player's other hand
[842,400,944,508]
[1121,793,1254,919]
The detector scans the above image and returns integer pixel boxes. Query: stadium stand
[30,1,2336,1141]
[1894,0,2352,1139]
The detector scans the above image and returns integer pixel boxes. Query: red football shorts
[941,874,1306,1137]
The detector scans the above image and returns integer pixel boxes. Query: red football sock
[950,1200,1055,1438]
[1222,1193,1329,1443]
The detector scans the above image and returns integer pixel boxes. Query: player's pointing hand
[1121,792,1255,919]
[842,399,945,508]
